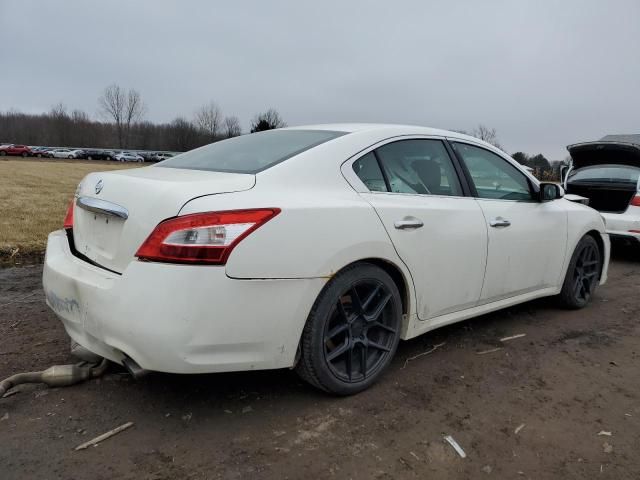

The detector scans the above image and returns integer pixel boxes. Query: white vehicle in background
[115,152,144,163]
[564,140,640,246]
[152,152,174,162]
[43,124,610,395]
[49,148,84,159]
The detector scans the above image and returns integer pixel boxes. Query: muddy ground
[1,247,639,479]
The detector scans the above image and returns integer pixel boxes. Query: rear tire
[558,235,602,309]
[296,262,402,395]
[21,152,28,157]
[0,151,6,156]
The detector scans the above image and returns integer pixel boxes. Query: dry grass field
[0,158,141,260]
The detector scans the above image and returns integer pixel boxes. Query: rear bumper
[601,209,640,243]
[43,230,325,374]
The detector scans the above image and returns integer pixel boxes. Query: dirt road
[1,248,639,479]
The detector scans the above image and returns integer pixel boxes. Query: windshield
[569,165,640,184]
[157,129,346,173]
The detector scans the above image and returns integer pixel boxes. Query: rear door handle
[489,217,511,228]
[394,217,424,230]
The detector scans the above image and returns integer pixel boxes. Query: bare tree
[48,103,71,146]
[472,124,501,149]
[223,116,242,138]
[98,84,145,148]
[250,108,286,132]
[123,88,145,147]
[194,101,223,141]
[167,117,200,151]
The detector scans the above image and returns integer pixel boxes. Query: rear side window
[158,129,346,174]
[375,139,463,196]
[352,153,387,192]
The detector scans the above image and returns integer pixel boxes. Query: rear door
[451,141,568,303]
[350,138,488,320]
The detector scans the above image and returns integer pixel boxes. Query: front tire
[296,263,402,395]
[559,235,602,309]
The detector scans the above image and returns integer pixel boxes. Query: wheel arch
[293,256,415,368]
[585,229,605,280]
[355,257,411,316]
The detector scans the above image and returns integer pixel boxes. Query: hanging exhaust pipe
[0,359,108,398]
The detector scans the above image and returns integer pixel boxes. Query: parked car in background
[564,140,640,246]
[44,124,610,395]
[0,144,33,157]
[151,152,174,162]
[81,149,115,160]
[115,151,144,162]
[136,151,156,162]
[32,147,52,157]
[48,148,84,159]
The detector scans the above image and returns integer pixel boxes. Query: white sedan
[115,152,144,162]
[49,148,84,159]
[43,124,610,395]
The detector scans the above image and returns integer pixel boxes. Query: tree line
[1,85,562,179]
[0,84,287,152]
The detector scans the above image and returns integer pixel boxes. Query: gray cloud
[1,0,638,159]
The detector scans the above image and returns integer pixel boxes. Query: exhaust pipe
[0,359,108,398]
[121,356,149,380]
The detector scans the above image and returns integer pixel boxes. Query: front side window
[374,139,463,196]
[453,143,532,201]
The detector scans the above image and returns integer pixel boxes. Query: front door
[352,138,488,320]
[451,141,568,303]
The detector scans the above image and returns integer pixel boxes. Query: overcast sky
[1,0,638,159]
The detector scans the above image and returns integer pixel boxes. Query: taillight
[63,199,74,229]
[630,195,640,207]
[135,209,280,265]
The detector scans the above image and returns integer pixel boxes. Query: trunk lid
[567,141,640,170]
[72,166,255,273]
[566,141,640,213]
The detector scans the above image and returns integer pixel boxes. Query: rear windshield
[569,165,640,184]
[157,129,346,174]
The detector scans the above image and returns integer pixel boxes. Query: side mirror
[539,182,564,201]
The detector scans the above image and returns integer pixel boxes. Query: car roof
[283,123,481,142]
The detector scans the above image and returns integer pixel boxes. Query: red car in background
[0,144,32,157]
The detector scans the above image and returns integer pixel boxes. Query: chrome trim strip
[76,196,129,219]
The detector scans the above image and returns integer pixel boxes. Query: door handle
[489,217,511,228]
[394,217,424,230]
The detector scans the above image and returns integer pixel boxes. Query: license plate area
[74,209,125,262]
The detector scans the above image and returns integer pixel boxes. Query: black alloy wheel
[296,263,402,395]
[559,235,602,308]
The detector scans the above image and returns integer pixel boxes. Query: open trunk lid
[72,166,255,273]
[565,141,640,213]
[567,141,640,170]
